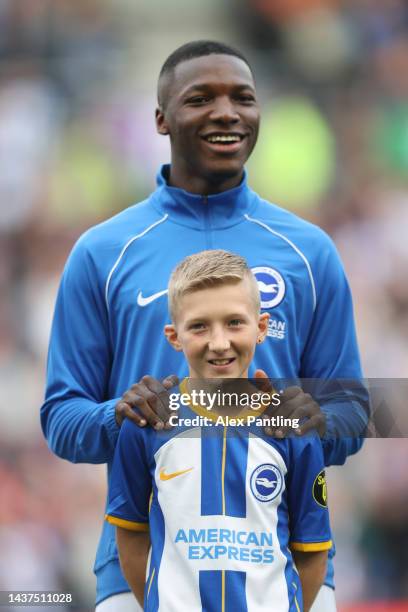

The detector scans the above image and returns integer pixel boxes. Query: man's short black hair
[159,40,252,80]
[158,40,253,108]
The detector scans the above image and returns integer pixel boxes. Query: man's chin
[205,372,241,380]
[202,160,246,184]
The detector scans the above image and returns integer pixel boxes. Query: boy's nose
[208,329,231,353]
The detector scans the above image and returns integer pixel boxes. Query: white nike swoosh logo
[137,289,168,307]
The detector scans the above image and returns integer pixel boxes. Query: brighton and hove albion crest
[251,267,286,309]
[250,464,283,502]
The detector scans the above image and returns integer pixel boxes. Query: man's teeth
[206,135,241,143]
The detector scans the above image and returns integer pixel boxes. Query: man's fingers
[160,376,179,427]
[120,389,165,430]
[135,394,166,430]
[279,390,314,416]
[263,389,323,438]
[145,389,169,423]
[288,396,320,421]
[115,402,147,428]
[252,369,274,393]
[267,401,325,437]
[295,413,326,437]
[263,392,304,423]
[264,425,285,438]
[161,374,179,389]
[141,375,173,421]
[288,400,318,420]
[280,386,304,403]
[123,408,148,428]
[117,375,180,429]
[254,369,268,379]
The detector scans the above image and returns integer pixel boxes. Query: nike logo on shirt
[159,467,193,481]
[137,289,168,307]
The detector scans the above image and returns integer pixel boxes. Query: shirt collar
[151,164,256,229]
[178,378,268,421]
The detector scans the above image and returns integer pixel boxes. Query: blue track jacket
[41,165,368,605]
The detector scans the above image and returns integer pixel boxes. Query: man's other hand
[254,370,326,438]
[115,375,179,430]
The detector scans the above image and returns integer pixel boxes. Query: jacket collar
[151,164,256,229]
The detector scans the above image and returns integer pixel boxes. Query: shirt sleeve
[287,437,332,552]
[105,419,151,531]
[40,236,120,464]
[300,236,370,465]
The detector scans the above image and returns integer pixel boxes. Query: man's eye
[229,319,243,327]
[186,96,209,105]
[238,95,255,103]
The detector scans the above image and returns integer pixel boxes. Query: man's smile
[200,132,247,155]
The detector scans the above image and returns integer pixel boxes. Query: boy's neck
[185,377,260,417]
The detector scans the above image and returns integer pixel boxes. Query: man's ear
[156,107,169,135]
[257,312,270,344]
[164,324,183,351]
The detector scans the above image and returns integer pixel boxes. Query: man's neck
[168,166,244,195]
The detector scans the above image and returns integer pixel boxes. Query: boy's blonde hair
[168,249,260,320]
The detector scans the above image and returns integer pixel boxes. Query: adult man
[41,41,368,611]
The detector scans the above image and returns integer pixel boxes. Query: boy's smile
[165,279,269,379]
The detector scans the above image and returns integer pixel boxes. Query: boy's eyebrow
[185,312,249,323]
[184,316,207,324]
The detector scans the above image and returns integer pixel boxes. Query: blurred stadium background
[0,0,408,610]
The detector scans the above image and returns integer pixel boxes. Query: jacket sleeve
[41,235,120,464]
[300,235,370,466]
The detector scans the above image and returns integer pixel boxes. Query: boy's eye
[190,322,206,330]
[229,319,243,327]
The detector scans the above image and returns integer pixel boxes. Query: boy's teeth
[206,135,241,143]
[211,359,232,365]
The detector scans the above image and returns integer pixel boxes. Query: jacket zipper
[203,196,213,249]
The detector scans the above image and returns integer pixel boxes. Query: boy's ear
[257,312,270,344]
[156,107,169,135]
[164,324,183,351]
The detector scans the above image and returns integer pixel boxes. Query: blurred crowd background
[1,0,408,610]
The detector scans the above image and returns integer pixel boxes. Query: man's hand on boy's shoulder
[115,371,326,437]
[253,370,326,439]
[115,374,179,430]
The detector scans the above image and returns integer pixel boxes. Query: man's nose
[208,328,231,352]
[209,96,239,123]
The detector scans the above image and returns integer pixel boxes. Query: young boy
[105,250,332,611]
